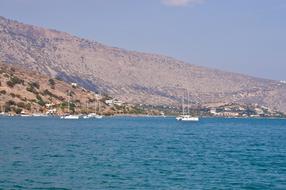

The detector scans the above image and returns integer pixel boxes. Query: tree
[48,79,56,89]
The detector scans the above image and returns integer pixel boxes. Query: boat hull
[61,115,80,120]
[83,113,103,119]
[176,115,199,122]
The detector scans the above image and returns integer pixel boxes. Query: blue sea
[0,117,286,189]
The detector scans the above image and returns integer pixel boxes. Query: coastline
[1,113,285,120]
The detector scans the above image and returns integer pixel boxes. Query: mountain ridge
[0,16,285,113]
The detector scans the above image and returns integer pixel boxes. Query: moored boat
[60,90,80,120]
[83,113,103,119]
[60,115,80,120]
[32,113,48,117]
[176,91,199,122]
[176,115,199,121]
[83,95,103,119]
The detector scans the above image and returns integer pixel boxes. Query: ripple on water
[0,117,286,189]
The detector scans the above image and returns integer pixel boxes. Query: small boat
[60,115,80,120]
[20,114,31,117]
[32,113,48,117]
[176,115,199,121]
[83,113,103,119]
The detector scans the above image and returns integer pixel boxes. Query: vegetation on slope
[0,63,147,115]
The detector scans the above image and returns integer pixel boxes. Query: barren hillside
[0,62,142,115]
[0,16,285,112]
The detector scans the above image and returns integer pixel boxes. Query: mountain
[0,16,286,113]
[0,62,144,115]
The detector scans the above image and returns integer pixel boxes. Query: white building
[45,103,55,108]
[105,99,113,105]
[210,108,217,115]
[255,108,264,115]
[105,99,124,106]
[46,108,57,114]
[71,83,78,87]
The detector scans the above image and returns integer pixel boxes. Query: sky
[1,0,286,80]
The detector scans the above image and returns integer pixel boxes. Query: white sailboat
[83,113,103,119]
[0,105,6,116]
[61,91,80,120]
[61,115,80,120]
[176,91,199,122]
[83,95,103,119]
[32,113,48,117]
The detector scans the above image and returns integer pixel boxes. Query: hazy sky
[1,0,286,80]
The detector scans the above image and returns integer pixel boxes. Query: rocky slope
[0,16,286,113]
[0,62,143,115]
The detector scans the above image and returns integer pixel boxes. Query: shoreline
[1,113,285,120]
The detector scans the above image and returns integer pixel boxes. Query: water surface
[0,117,286,189]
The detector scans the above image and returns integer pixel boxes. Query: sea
[0,116,286,190]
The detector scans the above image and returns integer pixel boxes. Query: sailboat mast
[182,94,185,115]
[86,101,88,113]
[68,94,70,114]
[95,96,97,114]
[187,90,190,115]
[98,92,101,115]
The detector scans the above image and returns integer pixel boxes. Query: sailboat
[176,91,199,122]
[61,91,80,120]
[0,105,6,116]
[61,114,79,120]
[83,96,103,119]
[83,112,103,119]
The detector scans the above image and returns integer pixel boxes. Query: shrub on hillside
[42,89,58,98]
[58,96,65,101]
[55,76,63,81]
[3,105,11,112]
[16,102,31,111]
[6,80,15,88]
[0,90,6,95]
[26,84,38,94]
[16,102,26,109]
[36,94,45,106]
[10,76,24,85]
[5,100,16,106]
[10,93,16,98]
[30,82,40,89]
[48,78,56,89]
[14,107,22,114]
[48,79,55,85]
[6,76,24,87]
[10,68,15,73]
